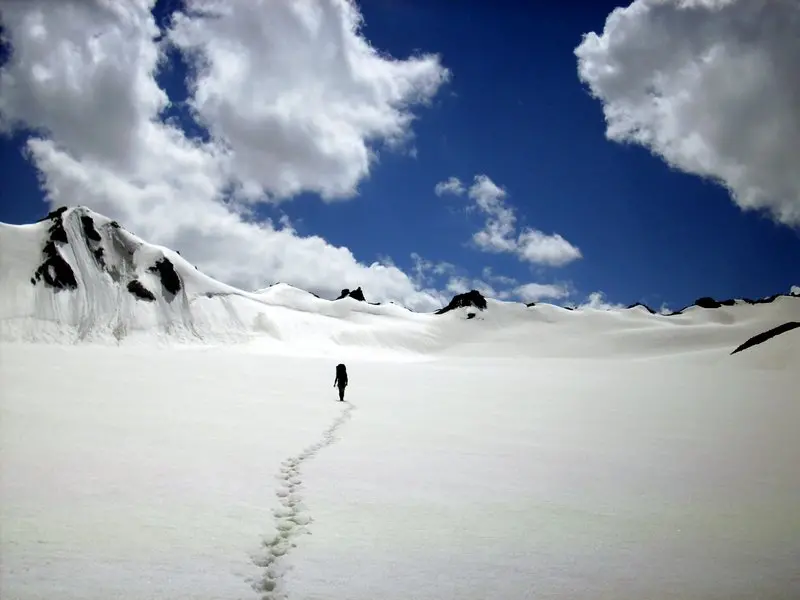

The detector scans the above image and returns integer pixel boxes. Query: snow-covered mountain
[2,208,799,600]
[0,206,433,349]
[1,206,798,359]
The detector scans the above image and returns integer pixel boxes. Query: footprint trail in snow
[250,401,355,599]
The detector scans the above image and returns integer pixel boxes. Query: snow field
[0,345,349,599]
[2,207,799,599]
[2,343,798,600]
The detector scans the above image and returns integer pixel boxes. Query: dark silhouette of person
[334,363,348,402]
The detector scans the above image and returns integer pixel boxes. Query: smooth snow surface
[2,208,800,599]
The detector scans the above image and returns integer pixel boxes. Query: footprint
[251,402,354,599]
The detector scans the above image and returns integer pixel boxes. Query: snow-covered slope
[1,207,798,361]
[0,207,436,354]
[2,208,799,600]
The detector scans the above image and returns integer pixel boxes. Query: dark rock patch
[92,247,106,269]
[36,206,68,222]
[435,290,487,315]
[32,241,77,290]
[336,287,366,302]
[127,279,156,302]
[627,302,656,314]
[526,302,536,307]
[109,220,121,229]
[730,322,800,355]
[466,312,476,319]
[47,215,68,244]
[694,297,721,309]
[673,294,796,314]
[31,208,77,291]
[348,287,366,302]
[80,215,102,242]
[148,257,181,295]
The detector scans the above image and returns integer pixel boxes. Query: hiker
[333,363,348,402]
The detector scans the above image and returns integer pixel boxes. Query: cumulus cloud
[516,229,582,268]
[481,267,517,287]
[169,0,450,201]
[437,174,583,267]
[515,283,571,303]
[791,285,800,296]
[576,0,800,227]
[440,267,569,304]
[409,252,455,290]
[434,176,465,197]
[579,291,625,310]
[444,276,510,300]
[0,0,450,310]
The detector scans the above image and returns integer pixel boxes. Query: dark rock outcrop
[336,287,366,302]
[47,214,68,244]
[32,241,78,290]
[348,287,366,302]
[80,215,101,242]
[36,206,68,223]
[435,290,487,315]
[31,209,77,291]
[664,293,798,316]
[694,297,721,309]
[127,279,156,302]
[92,247,106,269]
[78,214,107,269]
[148,257,181,295]
[526,302,536,307]
[730,322,800,355]
[627,302,656,314]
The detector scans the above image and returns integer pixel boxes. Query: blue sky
[0,0,797,311]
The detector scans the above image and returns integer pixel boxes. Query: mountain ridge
[1,206,798,354]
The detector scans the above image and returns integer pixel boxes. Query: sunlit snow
[1,208,798,599]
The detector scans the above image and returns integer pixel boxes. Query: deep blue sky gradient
[0,0,797,309]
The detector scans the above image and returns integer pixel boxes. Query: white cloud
[791,285,800,296]
[434,176,465,197]
[481,267,517,287]
[443,276,509,300]
[442,174,582,267]
[0,0,450,311]
[443,271,568,304]
[515,283,571,303]
[467,175,518,253]
[169,0,450,201]
[444,276,470,295]
[409,252,455,289]
[576,0,800,227]
[517,229,583,268]
[579,291,624,310]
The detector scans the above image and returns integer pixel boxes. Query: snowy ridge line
[250,401,355,599]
